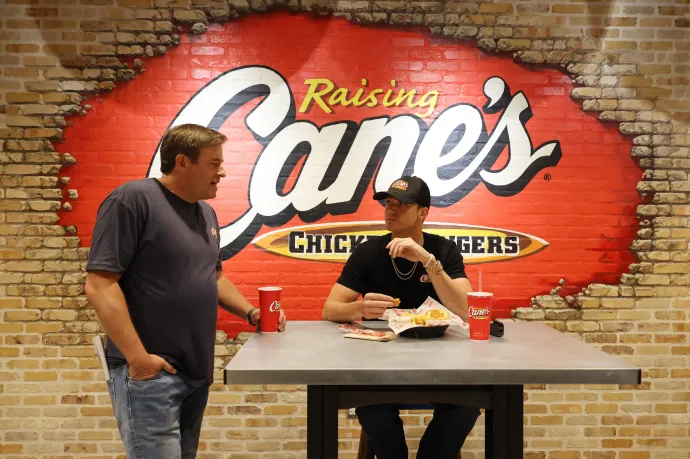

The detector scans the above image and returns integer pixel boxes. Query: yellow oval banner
[251,221,548,265]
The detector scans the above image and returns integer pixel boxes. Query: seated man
[322,176,479,459]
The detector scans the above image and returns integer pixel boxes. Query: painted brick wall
[1,1,689,458]
[52,14,642,334]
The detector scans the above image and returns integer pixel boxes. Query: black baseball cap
[373,176,431,208]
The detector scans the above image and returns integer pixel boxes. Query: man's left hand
[251,308,287,332]
[386,237,431,264]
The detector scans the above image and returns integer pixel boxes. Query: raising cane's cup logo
[469,306,490,318]
[269,300,281,312]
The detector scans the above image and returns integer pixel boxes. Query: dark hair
[159,124,227,174]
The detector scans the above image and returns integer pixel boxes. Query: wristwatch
[247,308,259,326]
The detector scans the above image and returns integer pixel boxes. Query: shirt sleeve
[86,196,143,275]
[440,240,467,280]
[336,245,370,295]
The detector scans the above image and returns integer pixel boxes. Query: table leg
[307,386,323,458]
[485,385,523,459]
[307,385,339,458]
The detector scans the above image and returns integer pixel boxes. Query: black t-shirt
[86,178,222,387]
[336,232,467,311]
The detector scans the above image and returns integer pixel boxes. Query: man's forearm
[85,277,147,363]
[429,271,470,322]
[322,299,362,323]
[217,275,254,319]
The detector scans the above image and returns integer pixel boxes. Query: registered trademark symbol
[544,173,552,181]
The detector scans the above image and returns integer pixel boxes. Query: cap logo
[391,180,408,191]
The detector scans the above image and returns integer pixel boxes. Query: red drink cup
[258,287,282,333]
[468,292,493,342]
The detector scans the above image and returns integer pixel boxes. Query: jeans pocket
[124,367,182,438]
[125,364,165,383]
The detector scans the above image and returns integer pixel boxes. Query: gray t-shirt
[86,178,222,387]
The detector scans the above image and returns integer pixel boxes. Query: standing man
[322,175,478,459]
[84,124,286,459]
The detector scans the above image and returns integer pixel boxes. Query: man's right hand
[128,353,177,381]
[359,293,396,319]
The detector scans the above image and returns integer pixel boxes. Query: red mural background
[57,13,642,336]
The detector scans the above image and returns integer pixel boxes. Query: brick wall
[1,1,689,458]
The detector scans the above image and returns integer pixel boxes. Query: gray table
[224,321,641,459]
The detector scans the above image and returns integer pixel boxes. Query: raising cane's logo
[146,66,562,262]
[269,301,281,313]
[391,179,409,191]
[469,306,490,318]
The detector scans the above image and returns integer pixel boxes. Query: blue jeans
[107,365,209,459]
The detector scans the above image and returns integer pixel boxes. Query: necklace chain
[390,235,424,281]
[391,258,417,280]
